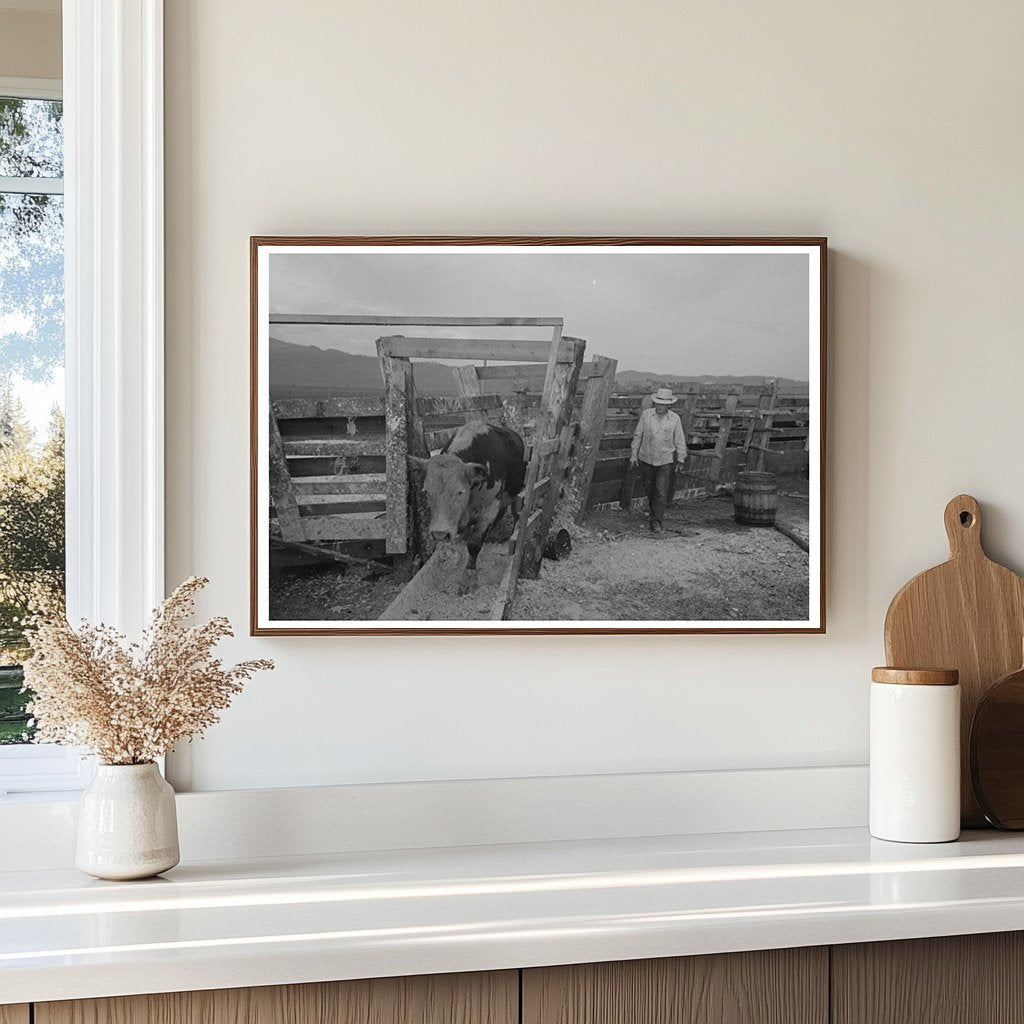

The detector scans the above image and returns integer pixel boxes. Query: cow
[408,421,527,585]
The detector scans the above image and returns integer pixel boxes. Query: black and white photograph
[251,238,825,634]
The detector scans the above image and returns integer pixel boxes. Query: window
[0,79,84,795]
[0,6,166,798]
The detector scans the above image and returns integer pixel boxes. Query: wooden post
[379,347,411,556]
[268,408,306,542]
[403,363,432,567]
[521,423,576,580]
[667,393,695,508]
[507,326,567,595]
[564,355,617,520]
[710,392,739,483]
[379,339,430,561]
[618,397,643,510]
[754,383,779,472]
[742,396,765,455]
[519,337,585,579]
[746,382,778,470]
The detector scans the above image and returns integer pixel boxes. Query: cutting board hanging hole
[944,494,982,556]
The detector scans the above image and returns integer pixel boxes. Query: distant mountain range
[269,338,462,396]
[269,338,807,398]
[615,370,808,390]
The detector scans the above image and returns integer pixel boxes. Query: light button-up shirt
[630,407,688,467]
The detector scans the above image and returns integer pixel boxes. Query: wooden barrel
[734,471,778,526]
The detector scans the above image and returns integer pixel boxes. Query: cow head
[408,454,489,542]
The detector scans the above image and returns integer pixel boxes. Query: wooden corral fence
[588,382,811,511]
[268,394,391,567]
[375,317,600,620]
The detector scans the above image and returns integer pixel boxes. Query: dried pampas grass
[23,576,273,765]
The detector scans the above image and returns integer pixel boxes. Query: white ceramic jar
[870,667,961,843]
[76,762,180,880]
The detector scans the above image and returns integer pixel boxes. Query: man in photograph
[629,388,688,533]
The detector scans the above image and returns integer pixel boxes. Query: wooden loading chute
[377,317,590,620]
[267,312,619,620]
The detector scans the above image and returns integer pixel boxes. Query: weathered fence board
[271,314,563,327]
[301,516,389,542]
[283,438,387,457]
[475,361,608,382]
[378,335,578,363]
[273,396,386,419]
[291,473,387,494]
[271,538,386,569]
[298,497,387,516]
[474,362,549,380]
[599,432,634,450]
[268,410,305,543]
[563,355,618,521]
[416,394,505,416]
[453,364,482,397]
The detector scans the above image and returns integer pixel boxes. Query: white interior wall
[163,0,1024,792]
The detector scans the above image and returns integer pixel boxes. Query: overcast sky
[269,250,811,380]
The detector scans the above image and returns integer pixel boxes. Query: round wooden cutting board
[884,494,1024,827]
[971,658,1024,829]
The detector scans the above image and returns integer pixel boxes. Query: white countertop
[4,826,1024,1004]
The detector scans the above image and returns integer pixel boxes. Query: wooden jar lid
[871,667,960,686]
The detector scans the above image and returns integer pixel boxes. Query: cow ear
[467,463,488,489]
[407,455,428,478]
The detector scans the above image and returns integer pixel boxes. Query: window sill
[3,825,1024,1004]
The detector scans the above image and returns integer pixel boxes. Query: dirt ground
[269,488,810,624]
[509,490,810,622]
[269,560,405,622]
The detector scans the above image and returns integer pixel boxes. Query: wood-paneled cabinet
[34,972,517,1024]
[14,933,1024,1024]
[522,948,828,1024]
[831,932,1024,1024]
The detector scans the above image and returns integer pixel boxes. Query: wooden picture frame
[251,237,827,635]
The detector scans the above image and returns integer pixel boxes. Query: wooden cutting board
[884,494,1024,826]
[970,653,1024,829]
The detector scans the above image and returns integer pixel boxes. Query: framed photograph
[251,237,826,635]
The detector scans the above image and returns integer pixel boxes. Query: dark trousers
[639,460,673,525]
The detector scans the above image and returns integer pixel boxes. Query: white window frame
[0,0,164,797]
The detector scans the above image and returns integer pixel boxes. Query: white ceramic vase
[76,762,180,880]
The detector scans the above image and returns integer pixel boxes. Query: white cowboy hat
[651,387,677,405]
